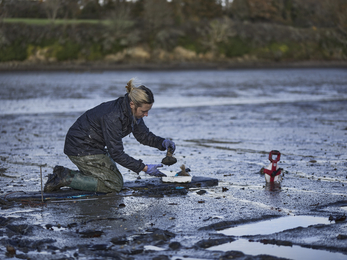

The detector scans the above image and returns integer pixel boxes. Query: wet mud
[0,68,347,259]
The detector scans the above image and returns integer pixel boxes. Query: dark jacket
[64,94,165,173]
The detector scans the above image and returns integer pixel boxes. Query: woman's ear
[130,101,135,109]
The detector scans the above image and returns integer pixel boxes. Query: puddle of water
[207,239,347,260]
[0,208,36,218]
[217,216,331,236]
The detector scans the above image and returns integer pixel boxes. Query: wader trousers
[67,154,124,193]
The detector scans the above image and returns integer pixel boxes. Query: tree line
[1,0,346,29]
[0,0,346,64]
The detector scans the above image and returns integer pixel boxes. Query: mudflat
[0,68,346,259]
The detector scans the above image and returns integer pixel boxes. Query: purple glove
[162,139,176,153]
[145,164,166,177]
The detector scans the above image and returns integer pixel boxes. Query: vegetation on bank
[2,18,107,25]
[0,0,346,64]
[0,21,345,64]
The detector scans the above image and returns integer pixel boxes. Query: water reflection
[217,216,330,236]
[208,239,347,260]
[265,182,282,192]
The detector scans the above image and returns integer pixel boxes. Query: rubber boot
[68,172,99,192]
[44,166,74,192]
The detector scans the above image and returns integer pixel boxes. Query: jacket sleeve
[133,119,166,151]
[101,114,145,173]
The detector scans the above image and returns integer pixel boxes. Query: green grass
[2,18,110,25]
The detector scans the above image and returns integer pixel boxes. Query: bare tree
[44,0,62,21]
[142,0,182,49]
[200,17,235,54]
[108,3,134,38]
[143,0,173,33]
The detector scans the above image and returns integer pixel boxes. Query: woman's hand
[144,164,166,177]
[162,139,176,152]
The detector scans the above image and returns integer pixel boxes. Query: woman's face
[130,102,153,119]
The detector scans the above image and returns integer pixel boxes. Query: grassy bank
[2,18,108,25]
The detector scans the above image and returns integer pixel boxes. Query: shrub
[84,43,103,61]
[219,37,251,58]
[0,41,27,62]
[56,41,81,61]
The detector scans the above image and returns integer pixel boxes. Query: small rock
[67,223,78,228]
[7,224,33,235]
[45,224,53,230]
[153,255,170,260]
[6,245,16,256]
[337,234,347,240]
[80,230,103,238]
[111,236,127,245]
[196,190,206,195]
[169,241,181,250]
[89,244,108,251]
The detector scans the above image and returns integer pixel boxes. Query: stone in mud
[93,250,123,259]
[80,230,104,238]
[67,222,78,228]
[196,190,207,195]
[7,238,56,251]
[0,216,13,227]
[195,238,235,248]
[14,253,28,259]
[89,244,108,251]
[60,245,79,252]
[0,198,13,207]
[153,256,170,260]
[7,224,33,235]
[47,245,60,251]
[6,245,16,257]
[221,251,245,259]
[169,241,181,250]
[132,229,175,245]
[259,239,293,247]
[329,213,346,222]
[151,229,175,241]
[111,236,128,245]
[118,246,144,255]
[45,224,53,230]
[222,187,229,192]
[337,234,347,240]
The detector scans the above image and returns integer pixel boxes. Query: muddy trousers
[67,154,124,193]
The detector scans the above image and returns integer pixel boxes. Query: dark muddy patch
[199,215,280,231]
[195,237,236,249]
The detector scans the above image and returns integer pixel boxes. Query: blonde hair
[125,78,154,108]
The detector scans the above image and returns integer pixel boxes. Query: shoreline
[0,60,346,72]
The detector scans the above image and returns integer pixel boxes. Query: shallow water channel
[0,68,347,259]
[209,238,347,260]
[209,215,347,260]
[217,215,331,236]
